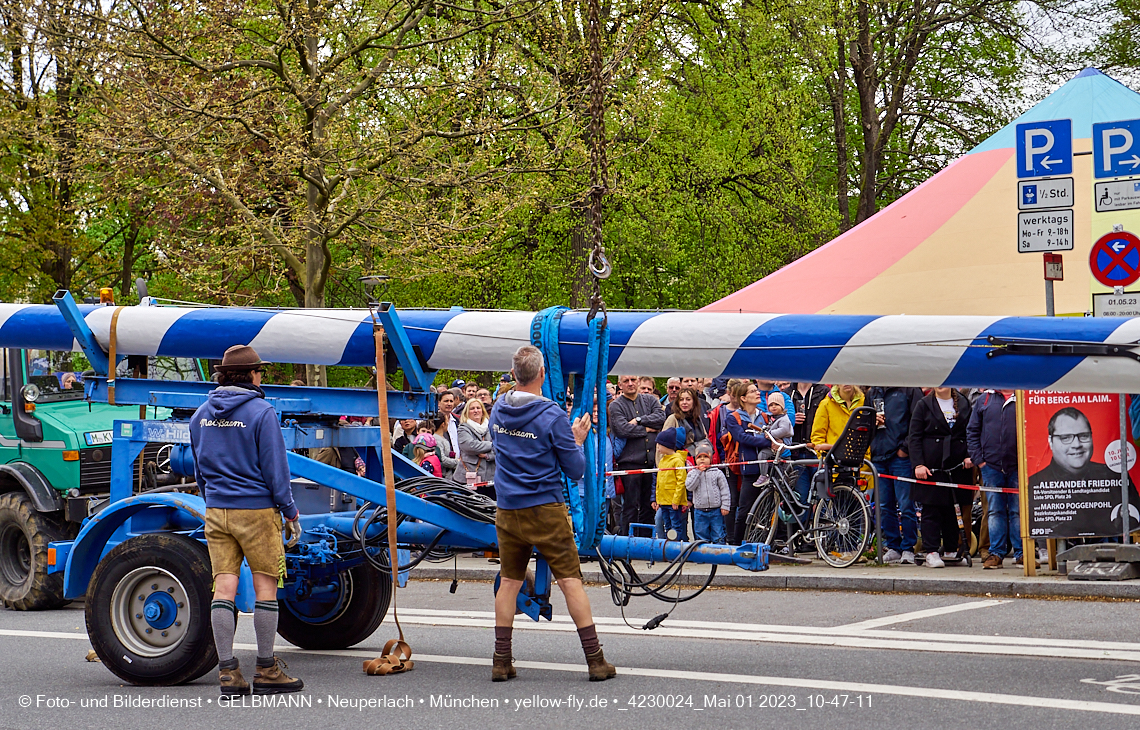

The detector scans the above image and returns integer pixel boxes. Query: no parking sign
[1089,231,1140,287]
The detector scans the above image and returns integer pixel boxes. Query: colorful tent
[704,69,1140,316]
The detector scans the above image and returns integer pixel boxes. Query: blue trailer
[7,290,1134,685]
[11,292,770,686]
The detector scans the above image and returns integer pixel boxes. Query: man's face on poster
[1049,413,1094,473]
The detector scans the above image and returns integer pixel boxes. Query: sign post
[1015,390,1034,577]
[1016,119,1073,319]
[1043,253,1063,316]
[1122,398,1132,544]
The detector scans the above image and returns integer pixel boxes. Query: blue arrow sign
[1016,119,1072,179]
[1093,119,1140,179]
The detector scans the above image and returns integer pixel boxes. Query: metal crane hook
[588,250,612,280]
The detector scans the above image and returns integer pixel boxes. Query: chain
[586,0,610,324]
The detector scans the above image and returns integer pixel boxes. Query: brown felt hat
[214,344,268,372]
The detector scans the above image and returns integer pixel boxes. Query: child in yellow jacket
[652,428,689,540]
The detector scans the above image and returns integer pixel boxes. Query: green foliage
[0,0,1083,316]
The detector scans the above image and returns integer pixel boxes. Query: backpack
[707,403,725,464]
[420,454,442,478]
[719,410,746,474]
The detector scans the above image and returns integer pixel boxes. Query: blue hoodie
[189,384,298,520]
[489,390,585,510]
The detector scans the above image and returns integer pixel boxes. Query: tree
[0,1,92,301]
[82,0,567,381]
[770,0,1033,227]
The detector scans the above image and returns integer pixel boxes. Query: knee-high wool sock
[211,599,238,669]
[254,600,279,667]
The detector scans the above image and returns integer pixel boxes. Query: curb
[410,564,1140,600]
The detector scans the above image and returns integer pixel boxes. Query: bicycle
[741,406,878,568]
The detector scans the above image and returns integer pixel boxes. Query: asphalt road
[2,579,1140,730]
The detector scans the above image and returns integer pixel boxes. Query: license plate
[84,431,114,446]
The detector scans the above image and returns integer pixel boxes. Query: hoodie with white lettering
[189,384,297,519]
[489,390,585,510]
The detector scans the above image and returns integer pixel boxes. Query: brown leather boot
[491,653,516,682]
[585,649,616,681]
[219,662,250,696]
[253,657,304,694]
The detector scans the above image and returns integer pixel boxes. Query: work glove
[284,518,302,548]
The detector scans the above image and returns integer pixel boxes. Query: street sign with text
[1017,210,1074,253]
[1095,179,1140,212]
[1093,119,1140,179]
[1093,291,1140,317]
[1018,177,1074,211]
[1016,119,1073,178]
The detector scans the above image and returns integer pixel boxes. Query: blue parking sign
[1093,119,1140,178]
[1016,119,1073,178]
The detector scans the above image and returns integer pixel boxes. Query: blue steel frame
[47,290,770,628]
[51,290,110,375]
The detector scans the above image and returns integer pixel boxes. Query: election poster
[1023,392,1140,538]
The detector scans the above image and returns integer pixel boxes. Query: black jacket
[609,393,667,466]
[907,391,973,506]
[868,386,923,463]
[787,383,829,445]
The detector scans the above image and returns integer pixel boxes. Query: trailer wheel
[0,492,68,610]
[277,565,391,649]
[86,533,218,685]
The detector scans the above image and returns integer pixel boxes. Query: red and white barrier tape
[470,460,1018,495]
[876,472,1017,494]
[467,458,768,488]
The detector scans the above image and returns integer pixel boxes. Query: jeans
[873,455,916,553]
[693,508,727,544]
[795,464,816,507]
[982,465,1021,559]
[656,506,689,540]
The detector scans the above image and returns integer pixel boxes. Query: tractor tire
[277,564,391,649]
[0,491,69,610]
[86,533,218,686]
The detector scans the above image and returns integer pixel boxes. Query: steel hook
[588,250,612,280]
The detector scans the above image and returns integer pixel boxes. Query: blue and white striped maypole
[2,303,1140,391]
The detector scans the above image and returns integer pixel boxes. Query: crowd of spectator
[388,371,1033,570]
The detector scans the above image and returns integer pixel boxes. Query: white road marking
[835,599,1008,630]
[379,609,1140,662]
[5,628,1140,715]
[265,644,1140,717]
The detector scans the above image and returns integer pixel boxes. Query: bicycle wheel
[742,487,780,545]
[812,484,871,568]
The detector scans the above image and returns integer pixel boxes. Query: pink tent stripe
[701,147,1013,313]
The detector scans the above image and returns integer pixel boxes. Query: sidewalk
[411,554,1140,600]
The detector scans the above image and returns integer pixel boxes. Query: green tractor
[0,348,203,609]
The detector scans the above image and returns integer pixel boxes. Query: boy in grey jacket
[686,441,731,544]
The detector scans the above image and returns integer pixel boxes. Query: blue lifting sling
[529,306,609,550]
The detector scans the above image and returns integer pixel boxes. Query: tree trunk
[118,211,142,298]
[304,14,328,388]
[569,222,589,307]
[831,8,851,231]
[852,0,880,224]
